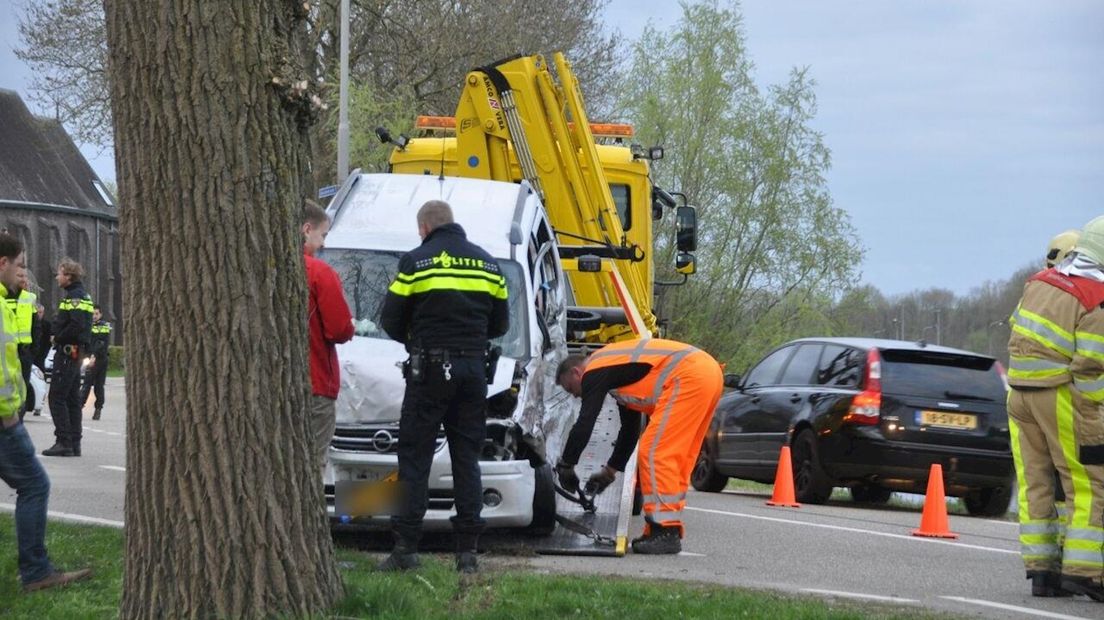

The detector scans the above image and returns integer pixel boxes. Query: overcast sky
[1,0,1101,296]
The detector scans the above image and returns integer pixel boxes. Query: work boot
[456,551,479,574]
[1028,571,1071,597]
[23,568,92,593]
[377,533,421,572]
[41,443,73,457]
[92,409,101,421]
[71,442,81,457]
[1060,576,1104,602]
[631,525,682,555]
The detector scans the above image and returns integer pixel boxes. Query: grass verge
[0,514,941,619]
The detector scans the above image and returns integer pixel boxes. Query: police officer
[42,259,93,457]
[1007,216,1104,601]
[79,305,111,420]
[5,270,37,420]
[377,200,509,574]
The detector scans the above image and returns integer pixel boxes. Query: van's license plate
[335,471,399,518]
[918,410,977,430]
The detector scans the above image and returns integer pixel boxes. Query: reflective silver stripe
[1009,358,1068,372]
[1011,309,1075,353]
[1067,527,1104,543]
[1063,549,1104,566]
[1020,521,1060,535]
[648,509,684,523]
[629,338,651,362]
[1021,543,1061,557]
[651,348,699,402]
[1073,376,1104,393]
[654,491,686,504]
[1076,335,1104,357]
[613,393,654,407]
[644,378,680,514]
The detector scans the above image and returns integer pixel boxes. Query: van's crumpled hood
[334,336,520,424]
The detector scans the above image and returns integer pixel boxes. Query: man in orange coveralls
[555,338,723,554]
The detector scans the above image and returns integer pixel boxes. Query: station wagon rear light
[844,348,883,425]
[995,360,1009,391]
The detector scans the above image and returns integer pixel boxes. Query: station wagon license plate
[918,410,977,430]
[335,470,399,517]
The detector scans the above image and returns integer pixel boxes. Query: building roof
[0,89,115,214]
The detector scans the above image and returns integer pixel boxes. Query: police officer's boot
[41,442,73,457]
[70,441,81,457]
[1060,575,1104,602]
[377,532,421,572]
[1028,571,1071,597]
[455,532,480,574]
[92,408,101,421]
[631,524,682,555]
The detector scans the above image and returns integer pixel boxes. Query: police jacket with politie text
[53,280,93,348]
[380,223,509,351]
[89,319,112,359]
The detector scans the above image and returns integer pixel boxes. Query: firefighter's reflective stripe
[1019,520,1062,562]
[1010,306,1075,356]
[0,284,26,417]
[1076,331,1104,362]
[1008,356,1068,382]
[388,267,507,299]
[1073,376,1104,401]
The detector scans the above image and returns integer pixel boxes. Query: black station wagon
[692,338,1014,516]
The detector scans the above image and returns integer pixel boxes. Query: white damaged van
[321,172,572,532]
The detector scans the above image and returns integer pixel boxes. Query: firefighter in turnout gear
[42,259,93,458]
[79,305,111,420]
[555,338,724,554]
[1007,215,1104,601]
[6,271,37,419]
[377,200,509,574]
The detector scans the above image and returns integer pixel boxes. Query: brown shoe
[23,568,92,593]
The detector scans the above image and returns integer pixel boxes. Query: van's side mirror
[676,205,697,252]
[723,373,742,389]
[676,252,696,275]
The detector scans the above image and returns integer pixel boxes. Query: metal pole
[336,0,351,183]
[935,308,942,345]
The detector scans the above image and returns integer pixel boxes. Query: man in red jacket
[303,201,354,470]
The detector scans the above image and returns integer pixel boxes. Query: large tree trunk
[104,1,342,617]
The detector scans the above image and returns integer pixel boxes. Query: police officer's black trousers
[18,349,33,418]
[48,353,83,447]
[392,357,487,550]
[80,357,108,410]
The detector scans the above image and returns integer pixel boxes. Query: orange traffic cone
[766,446,801,507]
[912,463,958,539]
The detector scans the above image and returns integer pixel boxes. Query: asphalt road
[5,379,1102,619]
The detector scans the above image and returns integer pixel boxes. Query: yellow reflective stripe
[1011,307,1075,356]
[1053,386,1094,534]
[1073,376,1104,401]
[1076,331,1104,362]
[389,274,508,299]
[395,266,502,282]
[1010,413,1032,531]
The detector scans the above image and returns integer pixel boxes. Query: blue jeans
[0,419,54,584]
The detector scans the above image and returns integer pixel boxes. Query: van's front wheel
[526,463,557,536]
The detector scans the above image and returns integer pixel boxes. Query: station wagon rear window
[879,350,1005,402]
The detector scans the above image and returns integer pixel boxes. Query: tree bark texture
[104,1,342,617]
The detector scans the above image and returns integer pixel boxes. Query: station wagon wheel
[964,486,1012,517]
[691,440,728,493]
[791,430,833,504]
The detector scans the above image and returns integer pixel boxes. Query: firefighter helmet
[1047,229,1080,268]
[1072,216,1104,265]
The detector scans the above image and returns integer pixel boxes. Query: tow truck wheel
[566,309,602,332]
[527,463,557,536]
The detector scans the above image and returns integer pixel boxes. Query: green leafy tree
[620,0,862,369]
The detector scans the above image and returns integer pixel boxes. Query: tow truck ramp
[534,400,637,557]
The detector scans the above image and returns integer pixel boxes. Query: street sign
[318,185,338,199]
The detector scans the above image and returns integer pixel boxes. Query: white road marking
[801,588,919,604]
[686,506,1018,555]
[99,465,126,472]
[941,595,1093,619]
[0,503,124,529]
[678,551,706,557]
[82,426,124,437]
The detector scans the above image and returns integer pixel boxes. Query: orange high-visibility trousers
[638,349,724,536]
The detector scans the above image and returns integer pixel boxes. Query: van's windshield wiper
[943,390,994,402]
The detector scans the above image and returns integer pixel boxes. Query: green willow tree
[619,0,862,370]
[105,0,342,616]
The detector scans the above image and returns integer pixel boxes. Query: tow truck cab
[321,172,572,531]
